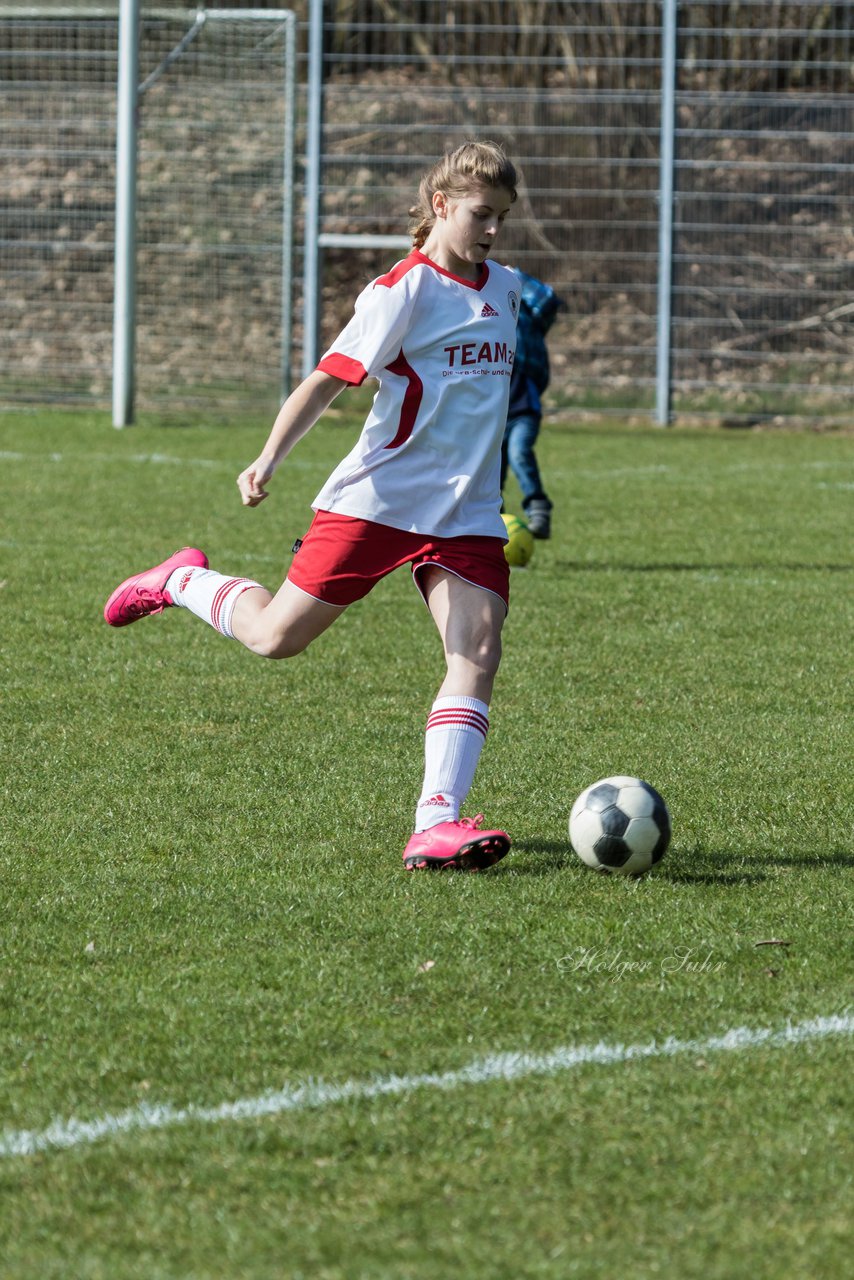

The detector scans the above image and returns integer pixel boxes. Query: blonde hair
[409,141,518,249]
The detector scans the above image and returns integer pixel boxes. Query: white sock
[166,566,263,640]
[414,696,490,832]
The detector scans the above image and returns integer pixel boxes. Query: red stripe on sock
[427,710,489,727]
[426,709,489,738]
[211,578,245,633]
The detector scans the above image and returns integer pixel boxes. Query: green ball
[502,513,535,567]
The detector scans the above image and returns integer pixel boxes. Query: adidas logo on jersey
[480,302,499,318]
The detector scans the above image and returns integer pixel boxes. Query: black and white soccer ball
[569,776,671,875]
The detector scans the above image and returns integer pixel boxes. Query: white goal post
[113,3,297,425]
[0,4,297,421]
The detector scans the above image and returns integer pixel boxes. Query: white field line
[1,450,849,480]
[0,450,317,471]
[2,1012,851,1160]
[0,448,220,468]
[546,458,850,482]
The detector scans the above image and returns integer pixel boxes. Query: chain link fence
[2,1,852,423]
[2,6,296,415]
[316,0,853,424]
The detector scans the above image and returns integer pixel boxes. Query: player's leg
[403,565,510,871]
[230,578,344,658]
[508,411,552,538]
[500,421,512,494]
[104,548,345,657]
[103,512,408,655]
[421,564,504,704]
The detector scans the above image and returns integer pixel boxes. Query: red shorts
[287,510,510,611]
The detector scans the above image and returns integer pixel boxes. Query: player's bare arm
[237,369,349,507]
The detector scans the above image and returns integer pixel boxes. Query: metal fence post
[280,10,297,400]
[655,0,678,426]
[112,0,140,427]
[301,0,324,380]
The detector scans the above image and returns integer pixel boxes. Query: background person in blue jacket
[501,269,562,539]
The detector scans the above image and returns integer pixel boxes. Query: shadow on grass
[496,841,854,882]
[550,560,852,575]
[666,848,854,885]
[497,840,574,875]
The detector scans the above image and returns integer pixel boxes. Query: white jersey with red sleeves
[314,250,520,538]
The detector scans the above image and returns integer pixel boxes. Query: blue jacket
[508,270,561,420]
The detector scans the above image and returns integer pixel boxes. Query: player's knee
[458,629,502,679]
[479,635,502,678]
[242,622,309,660]
[260,638,308,660]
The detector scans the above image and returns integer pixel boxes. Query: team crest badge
[508,290,519,318]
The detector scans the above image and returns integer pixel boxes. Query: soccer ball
[569,776,671,875]
[502,513,535,567]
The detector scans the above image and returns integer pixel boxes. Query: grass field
[1,408,852,1279]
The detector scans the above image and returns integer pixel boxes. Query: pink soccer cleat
[403,815,511,872]
[104,547,208,627]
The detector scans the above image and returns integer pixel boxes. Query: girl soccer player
[105,140,520,872]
